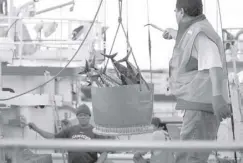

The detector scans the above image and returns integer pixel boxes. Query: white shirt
[193,33,223,70]
[150,130,174,163]
[181,33,225,116]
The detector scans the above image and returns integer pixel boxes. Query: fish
[78,55,98,75]
[99,68,123,86]
[72,25,84,40]
[78,55,104,87]
[78,60,90,75]
[87,70,103,87]
[101,52,143,85]
[116,50,141,84]
[80,51,145,87]
[100,53,127,84]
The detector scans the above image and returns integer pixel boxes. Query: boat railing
[0,16,103,66]
[0,139,241,163]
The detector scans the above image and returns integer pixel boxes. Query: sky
[12,0,243,70]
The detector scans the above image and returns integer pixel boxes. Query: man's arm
[196,33,231,121]
[34,126,54,139]
[210,68,231,121]
[29,123,54,139]
[210,67,224,96]
[196,33,224,96]
[28,123,69,139]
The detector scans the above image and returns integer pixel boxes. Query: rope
[146,0,152,83]
[103,1,122,72]
[126,0,129,55]
[103,0,107,67]
[0,0,104,101]
[102,0,149,90]
[216,0,237,162]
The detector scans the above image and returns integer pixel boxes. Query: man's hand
[163,28,177,40]
[210,67,231,122]
[96,152,108,163]
[212,95,231,122]
[28,122,38,131]
[133,152,143,160]
[133,152,147,163]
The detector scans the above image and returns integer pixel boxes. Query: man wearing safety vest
[163,0,231,162]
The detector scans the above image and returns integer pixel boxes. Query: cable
[216,0,237,162]
[146,0,152,83]
[103,0,107,66]
[0,0,104,101]
[126,0,129,55]
[103,1,122,71]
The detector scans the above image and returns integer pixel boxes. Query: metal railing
[0,16,103,65]
[0,139,241,163]
[0,139,242,152]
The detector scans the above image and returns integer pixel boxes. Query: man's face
[152,124,158,131]
[77,113,90,126]
[175,8,184,24]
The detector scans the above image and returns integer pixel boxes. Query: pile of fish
[79,50,144,87]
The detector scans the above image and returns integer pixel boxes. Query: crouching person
[133,117,175,163]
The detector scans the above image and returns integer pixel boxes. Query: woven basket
[91,83,154,136]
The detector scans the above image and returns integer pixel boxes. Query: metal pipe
[0,63,2,91]
[0,139,243,152]
[0,16,100,24]
[16,0,36,15]
[0,41,88,45]
[35,1,74,15]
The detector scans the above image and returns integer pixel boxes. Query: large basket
[91,83,154,136]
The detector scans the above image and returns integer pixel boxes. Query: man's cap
[76,104,91,116]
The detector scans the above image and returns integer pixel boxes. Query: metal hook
[144,23,165,33]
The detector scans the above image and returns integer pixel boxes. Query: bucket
[91,83,154,136]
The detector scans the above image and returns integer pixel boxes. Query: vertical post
[231,44,243,121]
[216,0,219,34]
[68,20,72,50]
[230,43,241,163]
[19,19,23,65]
[203,0,206,15]
[0,111,4,163]
[0,63,4,162]
[8,0,14,40]
[11,147,20,163]
[0,62,2,91]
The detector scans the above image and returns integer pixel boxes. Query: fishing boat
[0,0,243,163]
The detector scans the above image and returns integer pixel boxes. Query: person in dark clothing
[28,104,108,163]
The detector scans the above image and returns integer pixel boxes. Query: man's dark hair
[176,0,203,17]
[158,123,168,132]
[183,7,203,17]
[151,117,168,132]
